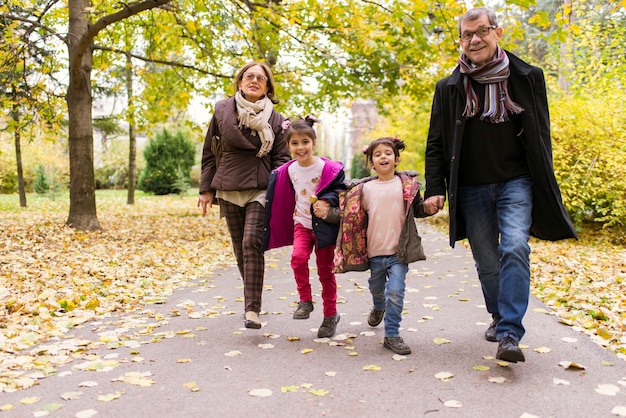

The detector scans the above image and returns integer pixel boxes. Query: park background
[1,0,625,395]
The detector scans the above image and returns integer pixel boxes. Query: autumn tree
[0,2,64,206]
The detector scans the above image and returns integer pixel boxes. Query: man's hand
[423,195,445,215]
[197,192,215,216]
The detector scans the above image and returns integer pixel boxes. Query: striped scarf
[459,47,524,123]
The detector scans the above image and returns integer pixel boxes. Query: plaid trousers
[220,199,265,313]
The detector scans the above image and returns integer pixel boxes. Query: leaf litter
[1,195,233,392]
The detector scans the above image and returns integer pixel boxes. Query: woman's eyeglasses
[243,73,268,83]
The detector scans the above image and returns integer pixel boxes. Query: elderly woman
[198,62,291,329]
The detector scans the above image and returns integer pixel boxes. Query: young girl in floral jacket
[333,137,428,355]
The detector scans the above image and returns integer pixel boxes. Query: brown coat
[200,96,291,194]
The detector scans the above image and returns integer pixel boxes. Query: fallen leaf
[434,371,454,382]
[183,383,200,392]
[258,344,274,349]
[249,388,272,397]
[60,391,83,400]
[611,406,626,417]
[433,337,451,345]
[97,391,123,402]
[20,397,39,405]
[301,348,313,354]
[325,371,337,376]
[75,410,98,418]
[310,388,329,396]
[553,378,570,385]
[488,376,506,384]
[473,365,490,371]
[392,354,406,361]
[444,400,462,408]
[595,384,620,396]
[363,364,381,371]
[534,346,552,354]
[559,361,587,370]
[280,385,299,393]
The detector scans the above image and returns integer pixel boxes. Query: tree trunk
[126,52,136,205]
[66,0,101,230]
[12,93,27,207]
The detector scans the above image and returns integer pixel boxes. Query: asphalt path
[2,221,626,417]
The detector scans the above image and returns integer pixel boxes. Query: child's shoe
[368,308,385,327]
[293,301,314,319]
[383,336,411,355]
[317,313,340,338]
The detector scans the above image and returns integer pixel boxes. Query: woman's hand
[312,199,330,219]
[197,192,215,216]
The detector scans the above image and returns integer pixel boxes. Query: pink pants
[291,223,337,317]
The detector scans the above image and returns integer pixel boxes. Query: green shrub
[33,164,50,194]
[139,129,195,195]
[551,93,626,228]
[350,153,371,179]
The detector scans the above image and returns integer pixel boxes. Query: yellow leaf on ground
[363,364,381,371]
[310,388,329,396]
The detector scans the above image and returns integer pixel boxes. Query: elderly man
[423,6,577,363]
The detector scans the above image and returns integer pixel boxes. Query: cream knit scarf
[235,90,275,157]
[459,47,524,123]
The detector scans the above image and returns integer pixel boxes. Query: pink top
[362,176,404,258]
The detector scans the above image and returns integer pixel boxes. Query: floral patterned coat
[333,171,428,273]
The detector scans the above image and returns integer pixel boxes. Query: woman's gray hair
[458,6,499,35]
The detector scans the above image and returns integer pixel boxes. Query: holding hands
[423,195,445,215]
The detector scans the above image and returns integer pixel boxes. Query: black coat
[424,50,578,247]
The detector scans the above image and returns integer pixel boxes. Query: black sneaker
[485,317,500,342]
[293,301,314,319]
[496,336,525,363]
[383,336,412,355]
[368,309,385,327]
[317,313,340,338]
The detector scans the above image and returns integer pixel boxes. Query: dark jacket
[261,157,346,251]
[334,171,427,273]
[199,96,291,194]
[424,50,578,247]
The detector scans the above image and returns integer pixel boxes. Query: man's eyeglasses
[243,73,268,83]
[460,25,497,42]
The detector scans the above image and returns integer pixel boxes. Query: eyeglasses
[243,73,268,83]
[459,25,497,42]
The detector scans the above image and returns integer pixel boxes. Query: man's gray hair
[458,6,499,35]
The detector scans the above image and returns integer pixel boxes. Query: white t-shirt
[288,158,325,230]
[362,176,404,258]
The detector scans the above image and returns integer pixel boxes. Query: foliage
[372,96,431,175]
[550,92,626,230]
[139,129,195,195]
[0,191,233,390]
[350,153,371,179]
[32,164,49,194]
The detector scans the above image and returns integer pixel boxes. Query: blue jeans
[458,175,533,342]
[369,255,409,338]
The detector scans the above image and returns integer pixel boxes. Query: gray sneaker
[293,301,314,319]
[317,313,340,338]
[368,309,385,327]
[383,336,412,355]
